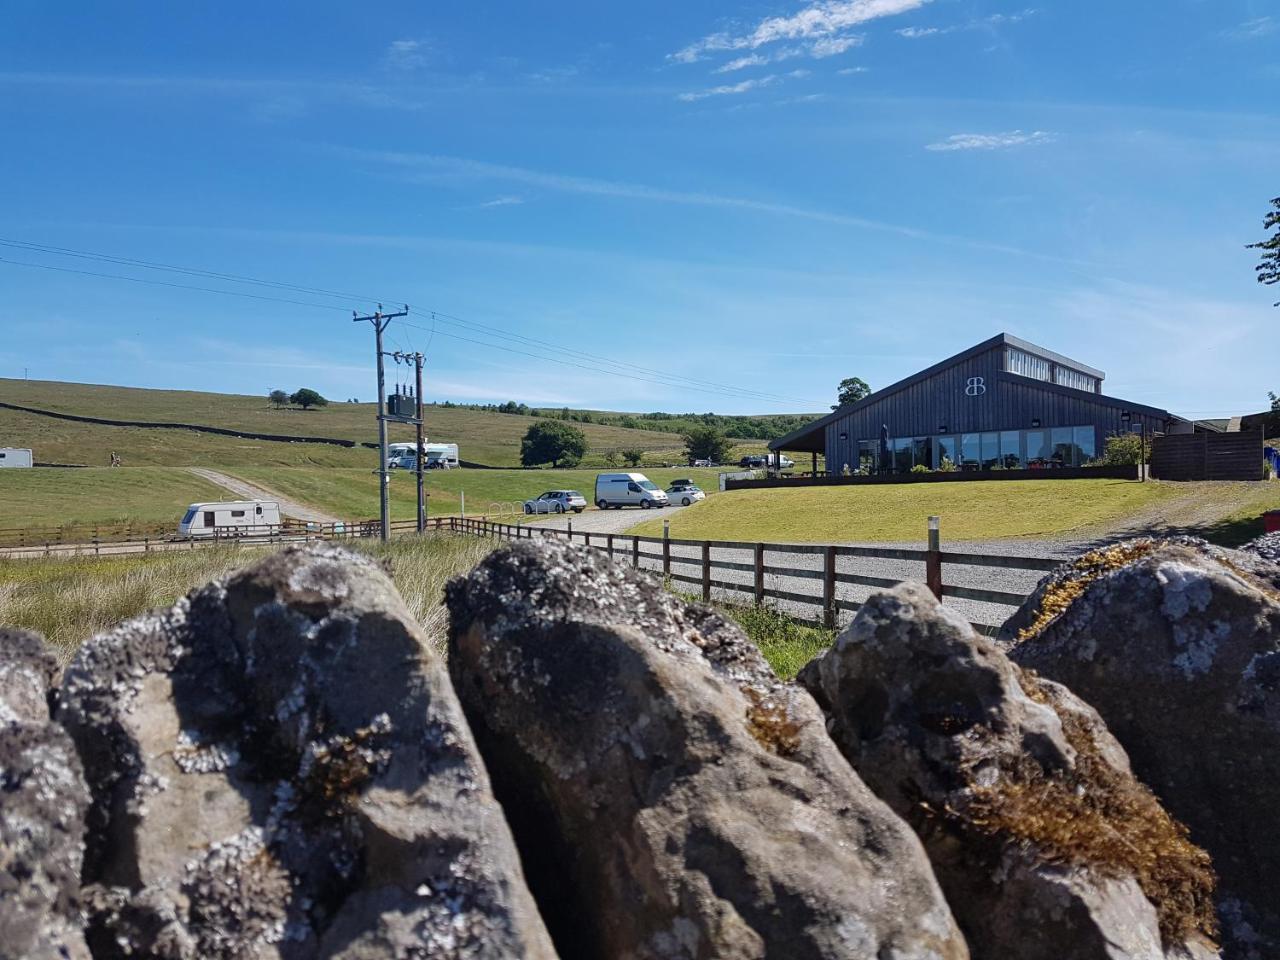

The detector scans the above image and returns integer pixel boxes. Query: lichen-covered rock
[0,628,91,960]
[1240,531,1280,564]
[446,539,967,960]
[57,544,558,960]
[1005,538,1280,958]
[799,583,1218,960]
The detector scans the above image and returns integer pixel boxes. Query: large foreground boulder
[58,544,557,959]
[1005,538,1280,958]
[0,628,91,960]
[798,584,1218,960]
[446,539,968,960]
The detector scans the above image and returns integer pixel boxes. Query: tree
[603,449,621,467]
[520,421,588,468]
[621,447,644,467]
[1092,432,1147,466]
[268,389,289,409]
[682,426,732,464]
[832,376,871,410]
[289,388,328,410]
[1247,197,1280,306]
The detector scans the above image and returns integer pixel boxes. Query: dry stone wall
[0,534,1277,959]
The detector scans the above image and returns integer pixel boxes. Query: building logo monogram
[965,376,987,397]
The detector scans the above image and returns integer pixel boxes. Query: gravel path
[521,502,695,535]
[187,468,340,524]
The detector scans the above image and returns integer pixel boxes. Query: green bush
[911,464,931,474]
[1092,432,1147,466]
[938,456,958,473]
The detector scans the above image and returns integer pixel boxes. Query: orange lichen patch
[743,688,803,757]
[964,672,1218,946]
[1016,541,1159,643]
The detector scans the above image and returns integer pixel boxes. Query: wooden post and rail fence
[0,513,1060,635]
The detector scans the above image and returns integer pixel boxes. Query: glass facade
[1007,348,1051,381]
[849,425,1098,473]
[1054,366,1099,392]
[1007,346,1098,393]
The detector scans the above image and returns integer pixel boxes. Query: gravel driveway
[187,468,339,524]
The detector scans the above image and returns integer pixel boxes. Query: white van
[594,473,669,510]
[0,448,33,468]
[179,500,282,538]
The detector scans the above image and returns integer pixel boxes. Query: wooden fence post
[607,534,614,559]
[823,545,836,629]
[632,536,639,568]
[754,543,765,606]
[701,540,711,602]
[926,516,943,600]
[662,521,671,577]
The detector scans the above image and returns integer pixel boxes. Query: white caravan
[594,472,669,510]
[0,448,33,468]
[386,442,459,469]
[179,500,282,537]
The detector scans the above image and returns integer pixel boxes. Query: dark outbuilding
[771,333,1188,475]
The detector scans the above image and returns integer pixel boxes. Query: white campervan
[178,500,282,538]
[0,448,33,468]
[594,473,669,510]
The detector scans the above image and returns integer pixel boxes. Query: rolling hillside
[0,377,696,468]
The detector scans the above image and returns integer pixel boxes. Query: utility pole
[353,304,409,542]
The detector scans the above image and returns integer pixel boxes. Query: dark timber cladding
[771,333,1174,475]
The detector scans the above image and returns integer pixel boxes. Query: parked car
[523,490,587,514]
[691,459,715,467]
[739,454,794,469]
[594,472,669,509]
[666,483,706,506]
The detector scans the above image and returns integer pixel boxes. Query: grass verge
[629,479,1178,543]
[0,467,229,529]
[1,536,832,677]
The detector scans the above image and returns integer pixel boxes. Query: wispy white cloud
[677,75,780,102]
[343,147,1088,265]
[808,34,865,57]
[384,38,429,71]
[896,9,1036,39]
[1223,16,1276,40]
[671,0,926,63]
[926,130,1054,152]
[526,65,580,83]
[837,66,870,74]
[715,54,771,73]
[479,195,524,208]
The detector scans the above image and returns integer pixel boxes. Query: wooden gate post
[823,545,837,629]
[754,543,765,606]
[662,520,671,578]
[632,536,639,568]
[701,540,711,602]
[926,516,943,600]
[607,534,614,559]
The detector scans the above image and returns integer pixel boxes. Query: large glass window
[1025,430,1050,467]
[1000,430,1023,469]
[1054,367,1098,393]
[981,432,1001,469]
[937,435,958,470]
[912,437,932,471]
[960,434,981,469]
[1008,348,1051,381]
[893,436,912,473]
[1050,426,1075,466]
[1074,426,1096,464]
[856,440,874,474]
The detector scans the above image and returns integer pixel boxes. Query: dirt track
[187,468,340,524]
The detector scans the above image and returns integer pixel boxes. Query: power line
[0,240,826,408]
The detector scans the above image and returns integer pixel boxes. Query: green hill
[0,378,697,468]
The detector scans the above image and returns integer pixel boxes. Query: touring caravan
[594,473,669,510]
[0,448,33,468]
[178,500,282,537]
[386,441,459,470]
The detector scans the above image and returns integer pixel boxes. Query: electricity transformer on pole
[390,349,428,533]
[353,304,410,542]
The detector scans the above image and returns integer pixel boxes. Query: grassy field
[228,466,728,519]
[0,468,229,529]
[628,479,1182,543]
[0,537,826,676]
[0,377,691,467]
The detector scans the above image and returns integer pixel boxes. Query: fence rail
[446,516,1057,635]
[2,512,1060,636]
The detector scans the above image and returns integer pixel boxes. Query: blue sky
[1,0,1276,417]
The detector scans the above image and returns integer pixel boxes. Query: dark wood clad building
[770,334,1180,475]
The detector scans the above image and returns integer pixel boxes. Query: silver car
[666,483,706,506]
[523,490,587,515]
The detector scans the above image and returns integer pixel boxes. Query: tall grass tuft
[0,536,494,663]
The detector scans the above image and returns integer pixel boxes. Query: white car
[523,490,587,515]
[665,483,706,506]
